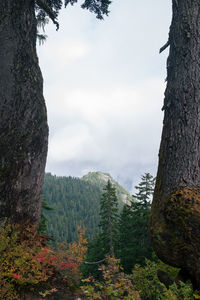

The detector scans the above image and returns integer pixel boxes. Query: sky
[37,0,172,192]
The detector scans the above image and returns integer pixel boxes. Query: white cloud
[37,0,171,190]
[46,78,164,181]
[39,38,90,71]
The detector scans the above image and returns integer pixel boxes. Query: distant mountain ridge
[81,171,132,207]
[43,172,132,243]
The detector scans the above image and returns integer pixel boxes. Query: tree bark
[150,0,200,288]
[0,0,48,226]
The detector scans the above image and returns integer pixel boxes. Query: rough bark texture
[150,0,200,288]
[0,0,48,226]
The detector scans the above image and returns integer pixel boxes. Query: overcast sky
[37,0,172,192]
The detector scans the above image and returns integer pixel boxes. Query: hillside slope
[81,171,132,207]
[43,172,132,243]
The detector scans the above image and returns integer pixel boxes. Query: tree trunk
[0,0,48,226]
[150,0,200,288]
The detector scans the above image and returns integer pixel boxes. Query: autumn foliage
[0,224,87,299]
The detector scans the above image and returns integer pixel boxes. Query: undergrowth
[0,224,87,299]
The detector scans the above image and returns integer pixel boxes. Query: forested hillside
[81,171,132,207]
[42,172,131,244]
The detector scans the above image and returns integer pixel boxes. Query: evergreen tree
[133,173,155,208]
[99,180,119,256]
[38,197,54,234]
[84,173,156,277]
[82,180,119,278]
[81,233,105,279]
[119,173,156,272]
[118,204,134,272]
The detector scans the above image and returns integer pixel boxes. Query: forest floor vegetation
[1,224,200,300]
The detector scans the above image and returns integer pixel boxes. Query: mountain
[81,171,132,207]
[43,172,132,244]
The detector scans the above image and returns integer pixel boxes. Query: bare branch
[83,258,106,265]
[159,40,170,54]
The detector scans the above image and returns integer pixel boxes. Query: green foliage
[81,180,120,279]
[99,180,119,256]
[163,281,195,300]
[38,197,54,234]
[118,204,140,272]
[42,172,130,245]
[118,173,155,272]
[81,256,197,300]
[132,260,167,300]
[131,260,196,300]
[119,201,153,270]
[133,172,155,206]
[43,173,102,244]
[84,173,155,277]
[81,233,105,279]
[35,0,112,32]
[81,256,141,300]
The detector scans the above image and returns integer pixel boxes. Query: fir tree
[82,180,119,278]
[38,197,54,234]
[133,173,155,209]
[118,204,134,272]
[119,173,156,272]
[99,180,119,256]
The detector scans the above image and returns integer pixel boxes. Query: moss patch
[150,187,200,287]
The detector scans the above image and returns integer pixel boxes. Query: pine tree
[99,180,119,256]
[133,173,155,208]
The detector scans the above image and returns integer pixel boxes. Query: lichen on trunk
[150,0,200,288]
[0,0,48,226]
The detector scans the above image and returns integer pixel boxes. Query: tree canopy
[36,0,112,30]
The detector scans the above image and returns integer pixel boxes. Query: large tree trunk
[0,0,48,226]
[150,0,200,288]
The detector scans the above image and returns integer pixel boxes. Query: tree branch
[83,258,106,265]
[36,0,59,30]
[159,40,170,54]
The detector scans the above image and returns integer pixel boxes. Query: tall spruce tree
[99,180,119,256]
[0,0,112,227]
